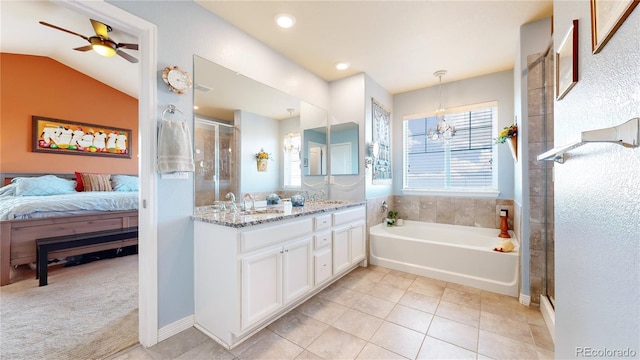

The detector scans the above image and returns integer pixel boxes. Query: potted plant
[386,210,398,227]
[494,124,518,160]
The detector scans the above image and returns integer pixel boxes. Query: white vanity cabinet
[194,204,365,349]
[332,207,366,273]
[241,236,312,330]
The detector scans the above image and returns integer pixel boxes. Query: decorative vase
[257,159,268,172]
[507,136,517,161]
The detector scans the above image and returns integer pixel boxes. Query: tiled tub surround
[370,221,519,296]
[193,202,368,349]
[394,196,514,229]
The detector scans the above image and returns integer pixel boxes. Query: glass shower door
[194,119,235,207]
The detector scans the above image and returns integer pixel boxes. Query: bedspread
[0,192,138,220]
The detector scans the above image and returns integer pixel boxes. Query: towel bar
[537,117,639,164]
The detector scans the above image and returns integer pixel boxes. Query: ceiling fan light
[90,37,117,57]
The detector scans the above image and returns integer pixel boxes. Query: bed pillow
[13,175,76,196]
[74,171,84,191]
[0,183,17,197]
[81,173,113,192]
[111,175,139,192]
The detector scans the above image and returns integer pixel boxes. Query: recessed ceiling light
[193,105,199,110]
[335,62,350,70]
[275,13,296,28]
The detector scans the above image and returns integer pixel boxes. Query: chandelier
[427,70,456,141]
[282,108,300,154]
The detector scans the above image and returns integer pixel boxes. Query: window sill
[401,189,500,198]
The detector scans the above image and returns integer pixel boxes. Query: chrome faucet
[225,192,237,212]
[242,193,255,211]
[314,189,327,201]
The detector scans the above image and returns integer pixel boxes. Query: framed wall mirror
[329,122,359,175]
[193,55,328,205]
[303,127,327,176]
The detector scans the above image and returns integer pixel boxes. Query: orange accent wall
[0,53,138,175]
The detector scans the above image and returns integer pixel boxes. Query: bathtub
[370,220,519,297]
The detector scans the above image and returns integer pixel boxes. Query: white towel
[157,120,195,173]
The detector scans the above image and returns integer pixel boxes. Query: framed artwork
[371,99,392,184]
[32,116,132,158]
[556,20,579,101]
[591,0,639,53]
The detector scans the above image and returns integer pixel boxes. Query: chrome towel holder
[537,117,639,164]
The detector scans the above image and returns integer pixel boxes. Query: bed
[0,173,139,285]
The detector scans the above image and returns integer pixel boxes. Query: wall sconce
[365,141,380,168]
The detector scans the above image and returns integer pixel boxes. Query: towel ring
[162,104,186,122]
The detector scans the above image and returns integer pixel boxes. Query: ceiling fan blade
[117,50,139,64]
[90,19,111,38]
[39,21,89,41]
[117,43,138,51]
[74,45,93,52]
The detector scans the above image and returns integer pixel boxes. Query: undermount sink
[239,208,284,216]
[312,200,351,205]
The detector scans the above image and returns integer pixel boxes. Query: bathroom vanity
[192,201,366,349]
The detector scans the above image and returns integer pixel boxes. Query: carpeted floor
[0,255,139,360]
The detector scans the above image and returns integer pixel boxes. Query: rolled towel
[493,239,515,253]
[157,120,195,173]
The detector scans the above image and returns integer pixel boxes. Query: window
[283,133,301,188]
[403,103,497,193]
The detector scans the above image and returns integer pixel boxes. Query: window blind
[404,107,495,191]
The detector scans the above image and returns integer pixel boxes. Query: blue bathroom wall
[109,0,329,329]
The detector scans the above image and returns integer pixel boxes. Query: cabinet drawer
[241,218,313,253]
[314,232,331,249]
[314,248,332,285]
[332,206,366,226]
[314,214,332,231]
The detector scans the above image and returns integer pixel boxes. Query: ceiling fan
[39,19,138,63]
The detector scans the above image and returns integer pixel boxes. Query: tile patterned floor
[109,266,554,360]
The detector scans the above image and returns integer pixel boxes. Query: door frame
[61,0,159,347]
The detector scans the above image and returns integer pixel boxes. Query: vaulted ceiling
[2,1,553,98]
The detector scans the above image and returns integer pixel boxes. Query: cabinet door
[241,247,282,330]
[283,238,313,304]
[350,223,366,263]
[333,227,351,274]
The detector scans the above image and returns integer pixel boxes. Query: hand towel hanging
[157,105,195,173]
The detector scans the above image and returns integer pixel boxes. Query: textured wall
[553,3,639,357]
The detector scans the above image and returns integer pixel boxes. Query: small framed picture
[591,0,639,54]
[556,20,579,101]
[303,158,308,167]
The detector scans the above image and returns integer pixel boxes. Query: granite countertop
[192,200,365,228]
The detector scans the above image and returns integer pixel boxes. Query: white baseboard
[158,315,195,342]
[519,293,531,306]
[540,295,555,343]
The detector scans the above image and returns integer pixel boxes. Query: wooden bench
[36,227,138,286]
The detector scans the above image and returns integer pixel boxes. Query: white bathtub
[370,220,519,297]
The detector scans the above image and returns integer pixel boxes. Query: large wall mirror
[193,55,329,206]
[330,122,359,175]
